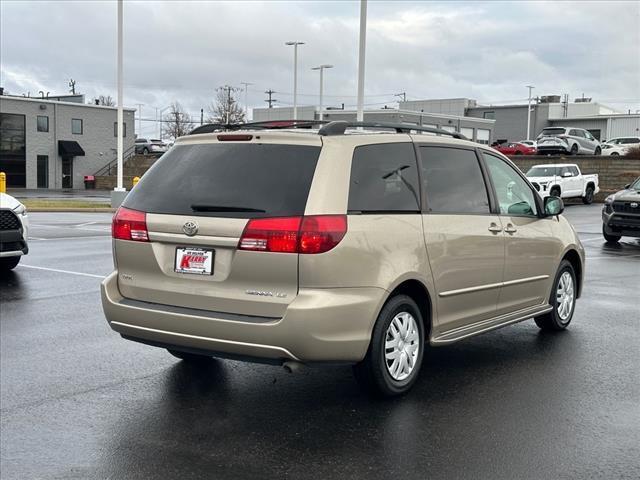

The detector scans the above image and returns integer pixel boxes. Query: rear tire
[570,144,579,155]
[167,349,212,362]
[353,295,425,397]
[582,186,594,204]
[142,147,149,155]
[0,256,21,271]
[602,225,621,243]
[535,260,577,331]
[594,147,601,155]
[610,152,620,156]
[550,187,561,197]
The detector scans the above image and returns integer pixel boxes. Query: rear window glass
[348,143,420,213]
[539,128,566,137]
[123,143,320,218]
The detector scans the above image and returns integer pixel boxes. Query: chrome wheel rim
[556,271,575,322]
[384,312,420,381]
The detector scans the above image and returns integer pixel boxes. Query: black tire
[610,152,619,156]
[550,187,561,197]
[0,256,21,271]
[514,151,523,155]
[353,295,425,397]
[535,260,577,331]
[167,349,212,362]
[142,147,149,155]
[594,147,601,156]
[602,224,621,243]
[570,144,579,155]
[582,186,594,204]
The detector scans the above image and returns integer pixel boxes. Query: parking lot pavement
[1,207,639,480]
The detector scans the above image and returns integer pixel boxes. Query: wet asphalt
[1,206,639,480]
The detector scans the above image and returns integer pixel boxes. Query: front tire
[0,256,21,271]
[570,144,579,155]
[142,147,149,155]
[582,186,594,204]
[550,187,561,197]
[353,295,425,397]
[535,260,577,331]
[594,147,601,155]
[602,224,621,243]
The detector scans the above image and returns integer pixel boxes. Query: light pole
[240,82,254,122]
[285,41,305,120]
[356,0,367,122]
[311,65,333,121]
[526,85,535,140]
[157,105,171,141]
[115,0,125,194]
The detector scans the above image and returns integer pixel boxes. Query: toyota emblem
[182,221,198,236]
[631,202,639,208]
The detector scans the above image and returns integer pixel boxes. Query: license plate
[175,247,214,275]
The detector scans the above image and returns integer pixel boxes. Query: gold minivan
[102,121,585,396]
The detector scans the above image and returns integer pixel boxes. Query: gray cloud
[2,0,639,137]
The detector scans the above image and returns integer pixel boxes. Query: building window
[71,118,83,134]
[114,122,126,137]
[37,115,49,132]
[37,155,49,188]
[483,111,495,120]
[477,129,490,145]
[0,113,26,187]
[441,125,456,133]
[460,127,474,140]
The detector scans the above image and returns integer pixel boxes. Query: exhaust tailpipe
[282,361,304,373]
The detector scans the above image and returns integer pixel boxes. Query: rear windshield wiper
[190,204,266,213]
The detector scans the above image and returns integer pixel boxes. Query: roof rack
[318,121,468,139]
[189,120,328,135]
[189,119,468,140]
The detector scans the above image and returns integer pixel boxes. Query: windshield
[631,177,640,190]
[123,143,320,218]
[526,166,559,177]
[538,128,565,138]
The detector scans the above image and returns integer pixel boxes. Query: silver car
[134,138,168,155]
[536,127,601,156]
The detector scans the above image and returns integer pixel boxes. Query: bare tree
[92,95,115,106]
[162,102,194,140]
[207,86,245,124]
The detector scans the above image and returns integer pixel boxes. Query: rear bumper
[537,146,569,155]
[101,271,385,363]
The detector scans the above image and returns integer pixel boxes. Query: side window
[575,130,586,138]
[420,146,490,214]
[569,166,579,176]
[560,166,571,176]
[348,143,420,213]
[482,153,538,217]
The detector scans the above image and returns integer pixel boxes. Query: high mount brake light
[112,207,149,242]
[238,215,347,254]
[217,134,253,141]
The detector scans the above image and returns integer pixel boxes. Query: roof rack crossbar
[318,121,468,139]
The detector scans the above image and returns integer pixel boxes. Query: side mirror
[625,184,631,189]
[544,196,564,216]
[562,172,573,178]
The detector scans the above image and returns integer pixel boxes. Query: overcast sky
[2,0,639,137]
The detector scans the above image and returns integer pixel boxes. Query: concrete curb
[27,208,115,213]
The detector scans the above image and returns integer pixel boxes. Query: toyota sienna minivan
[102,121,585,396]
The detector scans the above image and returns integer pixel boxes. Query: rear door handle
[504,224,517,234]
[488,223,503,233]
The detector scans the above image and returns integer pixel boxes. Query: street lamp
[311,65,333,121]
[240,82,254,122]
[285,41,305,120]
[526,85,535,140]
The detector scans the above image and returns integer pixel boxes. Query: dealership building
[0,93,135,189]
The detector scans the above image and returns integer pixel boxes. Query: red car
[491,142,537,155]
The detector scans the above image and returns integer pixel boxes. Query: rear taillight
[112,207,149,242]
[238,215,347,254]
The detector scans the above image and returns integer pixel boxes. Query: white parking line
[18,264,106,279]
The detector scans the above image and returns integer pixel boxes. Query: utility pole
[200,108,204,125]
[135,103,144,136]
[525,85,534,140]
[395,92,406,103]
[356,0,367,122]
[68,78,76,95]
[265,89,277,108]
[240,81,253,122]
[285,41,305,120]
[311,65,333,121]
[217,85,238,124]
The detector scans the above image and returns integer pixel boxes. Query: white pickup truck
[525,163,599,204]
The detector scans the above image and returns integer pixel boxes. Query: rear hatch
[114,135,322,318]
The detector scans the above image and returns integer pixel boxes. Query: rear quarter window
[123,143,320,218]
